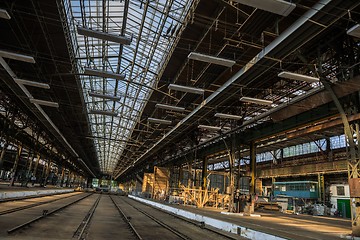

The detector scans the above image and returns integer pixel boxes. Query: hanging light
[77,27,132,45]
[155,103,185,112]
[148,117,172,125]
[214,113,242,120]
[198,125,222,131]
[347,24,360,38]
[168,84,204,95]
[0,50,35,63]
[0,9,10,20]
[188,52,236,67]
[278,71,319,83]
[84,68,126,80]
[14,78,50,89]
[240,96,273,105]
[29,99,59,108]
[88,92,121,101]
[232,0,296,16]
[89,109,118,117]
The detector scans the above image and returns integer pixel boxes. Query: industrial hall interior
[0,0,360,239]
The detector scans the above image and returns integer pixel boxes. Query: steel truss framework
[61,0,195,174]
[0,93,82,175]
[116,0,360,179]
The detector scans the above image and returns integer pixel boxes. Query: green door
[337,199,351,218]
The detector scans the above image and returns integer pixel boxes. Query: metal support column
[321,79,360,236]
[40,160,47,186]
[227,148,236,212]
[10,144,23,186]
[0,141,8,170]
[45,160,51,182]
[250,141,256,195]
[326,137,333,161]
[79,175,82,188]
[73,174,78,187]
[202,157,208,190]
[348,123,360,236]
[60,168,65,187]
[318,173,325,203]
[27,151,35,177]
[65,170,70,187]
[56,166,62,186]
[187,163,192,188]
[178,167,183,188]
[33,153,40,176]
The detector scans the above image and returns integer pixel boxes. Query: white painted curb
[129,195,287,240]
[0,189,74,200]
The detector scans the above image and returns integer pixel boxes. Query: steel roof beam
[116,0,355,179]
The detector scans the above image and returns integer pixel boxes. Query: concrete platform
[129,195,352,240]
[0,182,74,201]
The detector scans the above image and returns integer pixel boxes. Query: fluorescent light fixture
[232,0,296,16]
[278,71,319,83]
[77,27,131,45]
[240,96,273,105]
[198,125,222,131]
[188,52,236,67]
[14,78,50,89]
[155,103,185,112]
[168,84,204,95]
[148,117,172,125]
[347,24,360,38]
[29,98,59,108]
[88,92,121,101]
[214,113,242,120]
[0,9,10,19]
[89,109,118,117]
[0,50,35,63]
[84,68,125,80]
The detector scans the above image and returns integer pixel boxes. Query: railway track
[1,194,243,239]
[122,198,191,239]
[7,193,93,234]
[72,194,101,239]
[115,196,242,240]
[0,192,82,215]
[75,194,141,240]
[109,195,142,239]
[129,197,240,240]
[0,190,74,203]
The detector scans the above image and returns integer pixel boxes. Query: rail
[73,194,101,239]
[121,197,191,240]
[7,193,93,234]
[0,192,80,215]
[109,195,142,240]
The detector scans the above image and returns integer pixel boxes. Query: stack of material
[152,167,170,200]
[142,173,154,197]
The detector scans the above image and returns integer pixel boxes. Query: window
[336,186,345,196]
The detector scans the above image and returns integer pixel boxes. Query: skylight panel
[65,0,195,174]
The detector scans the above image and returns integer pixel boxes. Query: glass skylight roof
[63,0,194,174]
